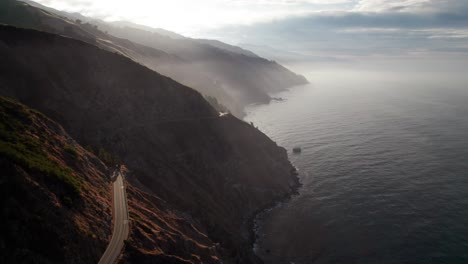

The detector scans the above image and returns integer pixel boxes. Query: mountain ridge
[4,0,308,117]
[0,25,300,263]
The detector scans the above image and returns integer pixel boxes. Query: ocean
[245,68,468,264]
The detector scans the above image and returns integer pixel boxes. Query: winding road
[99,172,129,264]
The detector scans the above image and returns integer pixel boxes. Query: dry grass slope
[0,96,112,263]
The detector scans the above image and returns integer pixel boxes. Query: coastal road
[99,172,129,264]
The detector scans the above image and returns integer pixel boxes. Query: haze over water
[246,64,468,264]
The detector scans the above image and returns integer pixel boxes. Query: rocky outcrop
[0,25,299,263]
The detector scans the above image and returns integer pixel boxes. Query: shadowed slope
[0,96,112,263]
[0,25,299,263]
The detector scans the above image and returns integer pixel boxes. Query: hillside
[0,95,227,263]
[124,182,222,263]
[0,96,112,263]
[0,25,300,263]
[94,22,309,113]
[2,0,308,116]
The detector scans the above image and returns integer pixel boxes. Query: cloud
[31,0,355,34]
[354,0,432,12]
[295,11,468,29]
[203,5,468,61]
[227,0,353,5]
[355,0,468,14]
[31,0,468,34]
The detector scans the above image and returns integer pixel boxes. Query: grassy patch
[64,145,78,159]
[0,96,81,197]
[97,147,121,165]
[129,212,141,222]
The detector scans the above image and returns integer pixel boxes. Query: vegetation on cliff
[0,96,113,263]
[0,97,81,198]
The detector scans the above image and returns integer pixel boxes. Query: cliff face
[101,24,309,106]
[0,0,308,117]
[0,96,112,263]
[0,25,299,262]
[0,95,226,263]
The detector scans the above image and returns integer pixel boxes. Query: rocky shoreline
[250,164,303,260]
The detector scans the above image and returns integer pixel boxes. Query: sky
[32,0,468,68]
[33,0,357,34]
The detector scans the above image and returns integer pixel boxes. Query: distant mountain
[0,25,299,263]
[240,43,349,64]
[4,0,308,117]
[239,43,309,63]
[98,23,309,114]
[196,38,260,58]
[1,0,181,62]
[110,20,186,39]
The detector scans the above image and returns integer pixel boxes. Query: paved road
[99,172,129,264]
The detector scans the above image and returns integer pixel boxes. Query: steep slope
[195,38,260,58]
[0,95,225,264]
[110,20,185,40]
[0,25,299,263]
[1,0,237,115]
[124,182,222,263]
[0,0,180,63]
[96,23,309,108]
[4,0,307,117]
[0,96,112,263]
